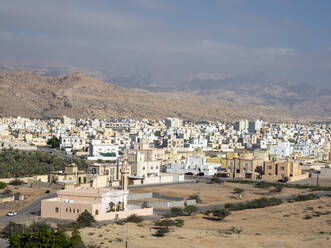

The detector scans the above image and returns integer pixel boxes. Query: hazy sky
[0,0,330,87]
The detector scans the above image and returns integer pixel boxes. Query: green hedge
[225,197,283,211]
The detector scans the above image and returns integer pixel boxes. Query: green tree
[188,193,202,203]
[47,136,60,149]
[9,229,70,248]
[69,229,85,248]
[1,222,25,239]
[126,214,143,223]
[170,207,184,217]
[0,182,6,189]
[77,211,95,227]
[28,221,52,233]
[184,205,198,216]
[9,179,24,186]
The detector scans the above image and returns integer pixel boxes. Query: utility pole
[125,221,128,248]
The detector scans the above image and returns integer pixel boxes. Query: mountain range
[0,69,330,121]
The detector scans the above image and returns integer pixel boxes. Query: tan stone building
[226,152,263,179]
[262,160,308,182]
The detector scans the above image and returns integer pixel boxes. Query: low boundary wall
[128,192,196,209]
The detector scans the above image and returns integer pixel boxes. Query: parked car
[278,178,288,183]
[196,172,205,176]
[185,172,194,176]
[7,210,18,216]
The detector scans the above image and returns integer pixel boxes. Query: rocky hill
[0,71,328,121]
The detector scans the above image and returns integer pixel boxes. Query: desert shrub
[3,188,12,195]
[225,197,282,211]
[28,221,52,233]
[184,205,198,216]
[219,226,242,235]
[155,219,176,227]
[155,218,184,228]
[254,181,270,189]
[210,177,224,184]
[77,211,96,227]
[57,222,78,232]
[270,185,283,193]
[288,193,319,202]
[170,207,185,217]
[9,179,24,186]
[188,193,202,203]
[233,188,244,194]
[204,208,231,221]
[0,182,6,189]
[174,219,184,227]
[115,220,126,225]
[1,222,25,238]
[312,211,330,217]
[153,228,169,237]
[231,179,331,192]
[126,214,143,223]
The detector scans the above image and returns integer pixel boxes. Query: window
[268,166,272,169]
[73,209,75,213]
[66,208,68,212]
[69,208,71,213]
[151,166,153,169]
[77,209,79,213]
[142,167,145,170]
[280,167,284,170]
[95,210,99,215]
[55,207,59,213]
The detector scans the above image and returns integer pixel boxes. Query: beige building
[50,163,109,188]
[262,160,308,182]
[41,162,153,221]
[226,152,263,179]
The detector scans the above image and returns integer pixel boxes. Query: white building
[164,156,219,176]
[60,136,86,151]
[188,136,209,151]
[165,117,183,129]
[88,140,119,161]
[271,141,293,158]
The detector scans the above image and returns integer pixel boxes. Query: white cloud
[255,47,295,57]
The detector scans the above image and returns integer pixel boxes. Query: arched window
[66,208,68,212]
[55,207,59,213]
[95,210,99,215]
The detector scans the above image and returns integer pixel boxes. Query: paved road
[0,193,56,224]
[37,146,76,160]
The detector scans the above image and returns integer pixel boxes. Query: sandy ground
[80,197,331,248]
[0,185,53,216]
[129,182,310,206]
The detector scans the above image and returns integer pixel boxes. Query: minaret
[121,160,129,191]
[120,160,129,210]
